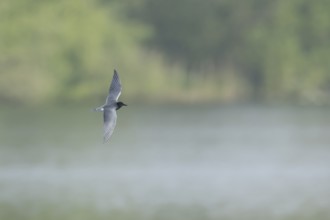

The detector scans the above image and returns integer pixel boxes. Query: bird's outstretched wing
[106,70,122,104]
[103,108,117,143]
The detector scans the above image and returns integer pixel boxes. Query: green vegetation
[1,0,330,105]
[1,201,329,220]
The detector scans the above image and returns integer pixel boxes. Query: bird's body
[94,70,127,143]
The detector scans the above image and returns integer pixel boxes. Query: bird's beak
[123,103,127,106]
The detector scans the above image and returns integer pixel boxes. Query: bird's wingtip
[103,137,109,144]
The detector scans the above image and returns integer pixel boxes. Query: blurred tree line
[1,0,330,105]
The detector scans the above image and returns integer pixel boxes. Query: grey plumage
[94,70,126,143]
[107,70,122,104]
[103,107,117,142]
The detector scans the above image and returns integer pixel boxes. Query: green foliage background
[1,0,330,105]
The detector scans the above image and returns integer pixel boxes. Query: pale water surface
[0,105,329,219]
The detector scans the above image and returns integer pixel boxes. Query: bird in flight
[94,70,127,143]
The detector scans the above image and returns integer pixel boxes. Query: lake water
[0,104,329,220]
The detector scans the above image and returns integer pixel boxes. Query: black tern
[94,70,127,143]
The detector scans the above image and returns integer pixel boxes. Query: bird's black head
[116,101,127,110]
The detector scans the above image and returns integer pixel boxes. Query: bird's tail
[93,105,104,112]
